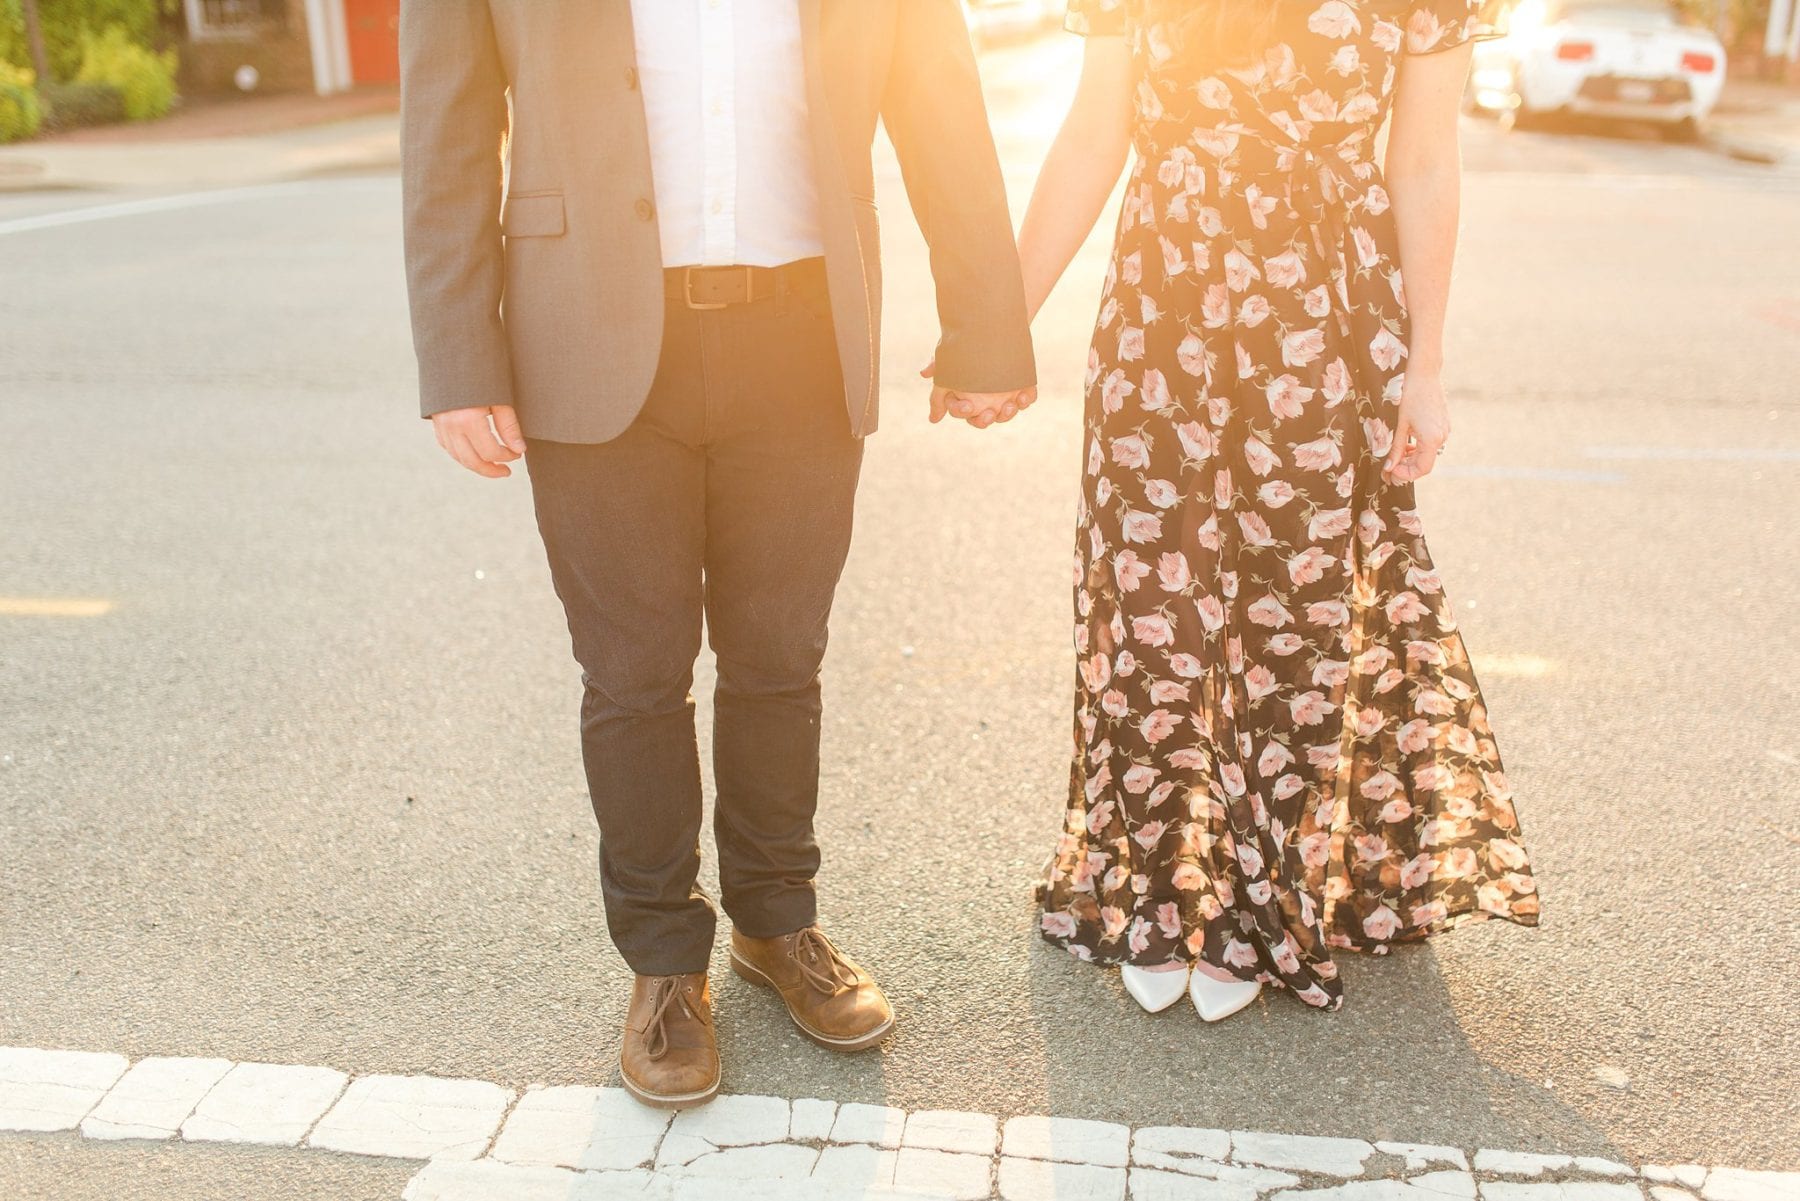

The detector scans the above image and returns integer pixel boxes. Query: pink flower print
[1195,594,1224,632]
[1220,763,1248,797]
[1322,358,1352,405]
[1177,335,1210,380]
[1308,506,1353,540]
[1141,368,1173,413]
[1265,249,1305,289]
[1292,436,1342,472]
[1132,613,1175,648]
[1410,900,1449,928]
[1385,591,1427,625]
[1102,689,1130,718]
[1306,598,1351,627]
[1175,420,1215,460]
[1412,762,1454,793]
[1404,7,1445,52]
[1378,798,1414,824]
[1080,652,1112,692]
[1139,708,1182,744]
[1340,91,1381,124]
[1354,705,1386,738]
[1171,862,1207,892]
[1361,904,1400,941]
[1040,911,1077,940]
[1113,549,1151,592]
[1360,770,1402,800]
[1490,839,1530,871]
[1127,917,1152,955]
[1101,906,1129,939]
[1247,595,1294,628]
[1309,0,1361,38]
[1111,433,1151,470]
[1353,225,1379,268]
[1329,43,1360,75]
[1115,648,1138,677]
[1238,294,1273,328]
[1400,853,1436,890]
[1304,285,1331,318]
[1156,901,1183,939]
[1202,284,1230,328]
[1087,799,1117,836]
[1224,249,1260,292]
[1287,546,1336,586]
[1122,764,1158,795]
[1237,511,1277,546]
[1369,326,1407,371]
[1298,87,1340,124]
[1439,847,1478,879]
[1169,652,1207,678]
[1242,436,1281,477]
[1119,325,1146,361]
[1122,509,1164,544]
[1405,564,1444,594]
[1150,680,1190,705]
[1289,690,1333,726]
[1195,205,1225,238]
[1157,551,1191,591]
[1245,664,1280,701]
[1259,479,1297,508]
[1145,478,1179,509]
[1224,939,1261,969]
[1257,740,1295,777]
[1266,374,1315,420]
[1413,688,1457,717]
[1288,329,1332,370]
[1266,632,1304,655]
[1101,368,1134,414]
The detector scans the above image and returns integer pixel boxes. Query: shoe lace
[643,976,696,1062]
[793,927,857,997]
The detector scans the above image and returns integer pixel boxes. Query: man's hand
[432,404,526,478]
[921,359,1037,429]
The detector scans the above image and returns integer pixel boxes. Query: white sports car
[1467,0,1728,139]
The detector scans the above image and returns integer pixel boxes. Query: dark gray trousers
[526,270,863,976]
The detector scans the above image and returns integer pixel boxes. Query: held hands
[1383,367,1451,485]
[433,404,526,478]
[921,358,1037,429]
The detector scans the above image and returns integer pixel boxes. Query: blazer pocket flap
[503,193,566,238]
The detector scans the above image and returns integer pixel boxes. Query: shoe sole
[617,1064,721,1111]
[729,949,896,1052]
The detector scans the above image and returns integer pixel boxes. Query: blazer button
[634,198,655,221]
[625,67,639,91]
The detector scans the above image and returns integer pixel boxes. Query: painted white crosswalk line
[2,1045,1795,1201]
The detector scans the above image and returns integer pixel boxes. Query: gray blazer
[399,0,1037,444]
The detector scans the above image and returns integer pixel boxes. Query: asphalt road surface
[4,34,1798,1199]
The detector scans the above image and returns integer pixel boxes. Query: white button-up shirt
[629,0,826,269]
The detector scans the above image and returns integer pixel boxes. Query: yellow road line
[0,597,115,618]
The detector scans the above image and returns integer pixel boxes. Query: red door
[344,0,401,85]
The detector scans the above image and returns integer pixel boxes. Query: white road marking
[1436,465,1628,484]
[3,1044,1797,1200]
[1583,446,1800,463]
[0,178,393,238]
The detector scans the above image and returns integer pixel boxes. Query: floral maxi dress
[1037,0,1539,1011]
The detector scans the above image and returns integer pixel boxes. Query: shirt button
[625,67,639,91]
[709,99,724,116]
[710,199,724,215]
[635,198,655,221]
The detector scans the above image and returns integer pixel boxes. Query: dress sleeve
[1404,0,1498,55]
[1065,0,1127,37]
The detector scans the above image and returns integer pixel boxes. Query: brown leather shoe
[729,926,895,1051]
[619,972,720,1109]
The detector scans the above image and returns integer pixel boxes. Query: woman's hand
[1383,368,1450,484]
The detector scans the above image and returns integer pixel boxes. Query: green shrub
[74,23,175,121]
[0,60,39,142]
[1,1,179,82]
[40,79,125,130]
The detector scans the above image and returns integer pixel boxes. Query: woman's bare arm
[1017,35,1136,323]
[1382,41,1475,483]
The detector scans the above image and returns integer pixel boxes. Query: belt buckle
[684,266,752,312]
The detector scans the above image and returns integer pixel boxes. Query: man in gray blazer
[400,0,1036,1108]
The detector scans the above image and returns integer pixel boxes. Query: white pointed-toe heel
[1188,970,1263,1022]
[1121,964,1191,1014]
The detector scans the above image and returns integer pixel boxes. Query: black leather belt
[663,258,827,311]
